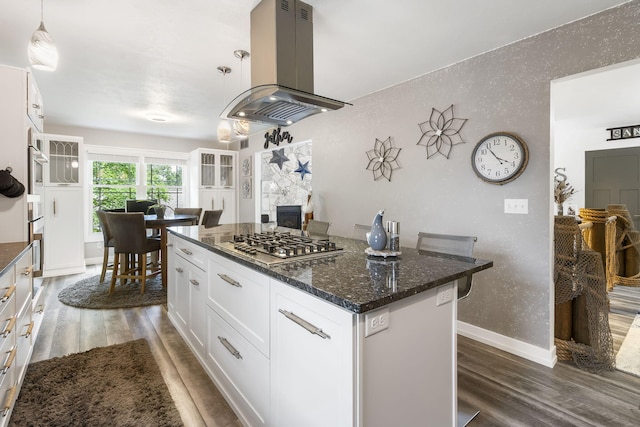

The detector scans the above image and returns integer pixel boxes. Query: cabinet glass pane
[201,153,216,186]
[220,154,234,187]
[49,139,80,184]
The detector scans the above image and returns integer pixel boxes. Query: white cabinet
[26,72,44,132]
[189,149,237,224]
[0,245,35,427]
[43,187,85,276]
[270,279,355,427]
[43,134,83,187]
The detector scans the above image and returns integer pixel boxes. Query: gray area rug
[9,339,183,426]
[58,273,166,309]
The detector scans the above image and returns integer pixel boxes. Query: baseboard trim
[457,321,556,368]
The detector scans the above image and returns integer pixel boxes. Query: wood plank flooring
[30,266,640,426]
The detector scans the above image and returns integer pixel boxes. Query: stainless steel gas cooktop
[215,231,343,266]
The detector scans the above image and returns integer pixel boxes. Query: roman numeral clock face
[471,132,529,185]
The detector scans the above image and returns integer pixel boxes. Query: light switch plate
[504,198,528,214]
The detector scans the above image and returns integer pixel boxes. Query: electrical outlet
[364,307,390,337]
[436,285,454,306]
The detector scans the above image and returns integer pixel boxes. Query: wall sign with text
[607,124,640,141]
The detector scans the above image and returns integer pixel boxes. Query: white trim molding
[458,320,557,368]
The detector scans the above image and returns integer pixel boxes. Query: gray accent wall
[239,1,640,350]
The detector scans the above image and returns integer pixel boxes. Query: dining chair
[125,199,158,214]
[352,224,370,241]
[416,232,477,300]
[105,212,162,294]
[174,207,203,225]
[96,210,116,283]
[202,209,223,228]
[306,219,330,237]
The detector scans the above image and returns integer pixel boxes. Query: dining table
[144,213,199,287]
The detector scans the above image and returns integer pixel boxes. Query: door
[585,147,640,229]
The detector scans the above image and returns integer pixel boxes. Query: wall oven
[27,128,47,278]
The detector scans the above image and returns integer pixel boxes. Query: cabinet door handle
[218,273,241,288]
[1,317,16,339]
[35,304,45,314]
[2,385,16,417]
[218,336,242,359]
[22,265,33,276]
[53,198,56,215]
[0,286,15,304]
[222,197,225,210]
[32,103,40,109]
[212,198,215,210]
[278,309,331,339]
[189,279,199,286]
[180,248,193,256]
[21,321,34,339]
[175,267,184,273]
[1,348,16,375]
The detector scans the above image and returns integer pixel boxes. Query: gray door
[585,147,640,229]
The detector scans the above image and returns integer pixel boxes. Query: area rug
[616,314,640,377]
[9,339,182,426]
[58,273,166,309]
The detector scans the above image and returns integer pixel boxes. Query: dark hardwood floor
[30,266,640,426]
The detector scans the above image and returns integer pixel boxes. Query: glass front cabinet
[190,148,238,224]
[43,134,83,186]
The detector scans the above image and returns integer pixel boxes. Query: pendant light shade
[217,120,232,143]
[29,0,58,71]
[233,119,250,138]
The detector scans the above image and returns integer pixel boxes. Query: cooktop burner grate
[230,231,342,259]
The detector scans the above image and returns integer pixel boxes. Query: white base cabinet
[168,234,458,427]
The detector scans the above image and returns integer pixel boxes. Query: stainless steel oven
[28,128,46,192]
[27,128,47,278]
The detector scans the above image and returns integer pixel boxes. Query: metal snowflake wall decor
[417,104,467,159]
[366,137,401,182]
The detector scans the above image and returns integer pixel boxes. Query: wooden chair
[306,219,330,238]
[202,210,223,228]
[416,232,477,300]
[106,212,162,294]
[96,210,116,282]
[352,224,370,241]
[125,199,158,214]
[174,207,203,225]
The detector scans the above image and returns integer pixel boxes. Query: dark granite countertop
[168,223,493,314]
[0,242,31,277]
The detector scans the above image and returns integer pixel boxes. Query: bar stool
[106,212,161,294]
[202,210,223,228]
[96,210,116,283]
[174,207,203,225]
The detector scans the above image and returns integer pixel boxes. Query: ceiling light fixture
[217,66,233,144]
[28,0,58,71]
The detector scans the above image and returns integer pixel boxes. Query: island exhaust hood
[220,0,349,129]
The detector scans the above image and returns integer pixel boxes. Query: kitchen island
[167,223,492,427]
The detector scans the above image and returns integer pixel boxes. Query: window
[87,148,188,238]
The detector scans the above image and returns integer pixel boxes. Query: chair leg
[100,247,109,283]
[110,252,120,293]
[140,253,147,294]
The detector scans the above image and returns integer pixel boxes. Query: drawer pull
[22,265,33,276]
[278,309,331,339]
[218,273,241,288]
[218,336,242,359]
[189,279,200,286]
[180,248,193,256]
[2,385,16,417]
[22,321,34,339]
[0,286,15,304]
[175,267,184,273]
[2,317,16,339]
[2,348,16,375]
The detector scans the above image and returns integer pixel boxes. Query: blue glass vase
[367,209,387,250]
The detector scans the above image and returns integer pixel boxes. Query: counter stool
[96,210,116,283]
[306,219,330,238]
[352,224,370,241]
[106,212,161,294]
[202,210,223,228]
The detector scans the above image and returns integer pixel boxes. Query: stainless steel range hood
[221,0,349,129]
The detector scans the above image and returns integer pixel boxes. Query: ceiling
[0,0,630,142]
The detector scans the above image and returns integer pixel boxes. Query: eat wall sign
[607,124,640,141]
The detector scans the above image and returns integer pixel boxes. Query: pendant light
[217,66,233,144]
[28,0,58,71]
[233,50,251,139]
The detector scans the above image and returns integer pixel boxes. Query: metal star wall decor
[294,160,311,180]
[269,148,289,170]
[366,137,401,182]
[417,104,467,159]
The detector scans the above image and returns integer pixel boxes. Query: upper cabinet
[26,72,44,132]
[191,149,236,189]
[43,134,84,186]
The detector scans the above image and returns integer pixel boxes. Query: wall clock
[471,132,529,185]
